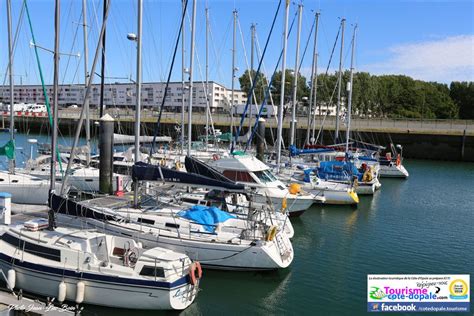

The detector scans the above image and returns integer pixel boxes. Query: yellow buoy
[282,197,288,211]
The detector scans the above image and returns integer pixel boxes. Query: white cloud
[361,35,474,83]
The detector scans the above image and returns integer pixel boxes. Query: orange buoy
[288,183,301,195]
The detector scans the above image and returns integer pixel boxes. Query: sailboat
[0,0,199,310]
[0,223,199,310]
[206,153,318,216]
[0,0,61,205]
[51,0,293,271]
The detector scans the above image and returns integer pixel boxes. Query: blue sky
[0,0,473,89]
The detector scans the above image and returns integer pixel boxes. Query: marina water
[2,133,473,315]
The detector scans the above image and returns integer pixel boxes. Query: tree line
[239,70,473,120]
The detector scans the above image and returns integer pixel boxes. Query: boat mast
[289,3,302,148]
[49,0,60,231]
[133,0,143,207]
[82,0,90,166]
[345,24,357,154]
[248,23,255,131]
[187,0,197,156]
[334,17,345,143]
[306,11,319,145]
[6,0,15,174]
[99,0,107,117]
[276,0,290,173]
[180,0,186,154]
[59,0,110,195]
[205,6,209,148]
[229,9,237,151]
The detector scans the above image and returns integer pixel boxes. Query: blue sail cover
[303,169,313,183]
[178,205,236,233]
[289,145,335,157]
[315,161,362,181]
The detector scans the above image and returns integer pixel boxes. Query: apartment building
[0,81,247,112]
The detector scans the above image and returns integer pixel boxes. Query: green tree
[238,70,268,104]
[450,81,474,119]
[271,70,309,105]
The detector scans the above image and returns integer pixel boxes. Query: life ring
[124,248,139,268]
[266,225,278,241]
[212,154,220,161]
[189,261,203,285]
[396,154,401,167]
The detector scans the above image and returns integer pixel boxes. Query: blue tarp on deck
[178,205,236,233]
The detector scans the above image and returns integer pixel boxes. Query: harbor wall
[9,115,474,162]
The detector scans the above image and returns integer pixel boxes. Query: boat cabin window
[165,223,180,229]
[139,266,165,278]
[1,233,61,262]
[222,170,256,183]
[253,170,277,183]
[137,218,155,225]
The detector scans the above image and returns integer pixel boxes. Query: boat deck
[80,193,133,209]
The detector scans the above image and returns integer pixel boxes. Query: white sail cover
[113,133,172,144]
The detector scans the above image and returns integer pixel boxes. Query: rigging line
[144,5,177,83]
[297,12,315,75]
[59,0,74,47]
[2,1,25,87]
[231,0,283,153]
[315,34,354,145]
[208,15,232,85]
[254,33,276,145]
[195,46,217,139]
[314,76,340,144]
[236,18,259,111]
[254,33,277,111]
[150,0,188,154]
[243,9,299,152]
[324,21,341,76]
[23,0,63,173]
[61,10,82,85]
[111,6,135,82]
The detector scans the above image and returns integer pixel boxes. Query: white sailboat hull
[0,171,61,205]
[379,164,409,178]
[57,215,294,271]
[0,257,193,310]
[317,187,358,205]
[253,193,315,216]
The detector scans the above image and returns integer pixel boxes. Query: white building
[0,81,247,113]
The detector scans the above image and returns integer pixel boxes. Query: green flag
[0,140,15,160]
